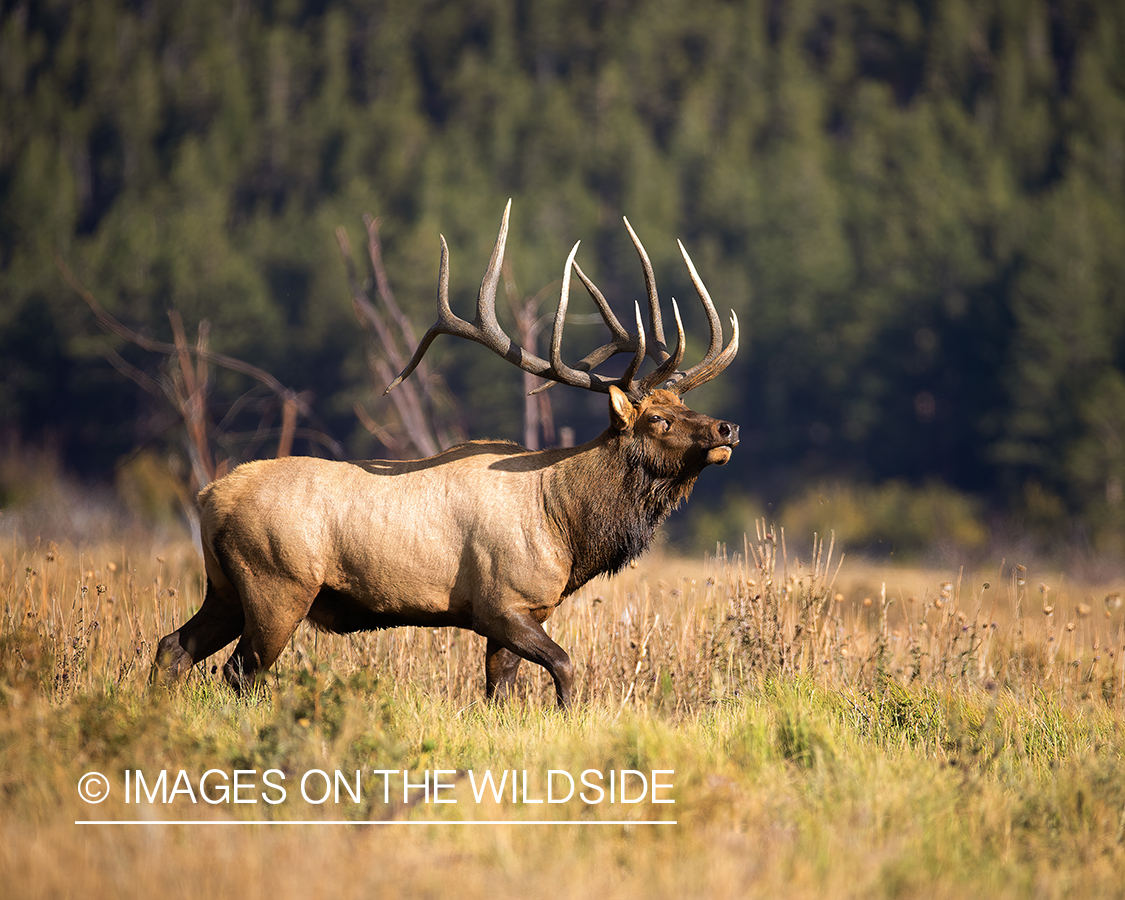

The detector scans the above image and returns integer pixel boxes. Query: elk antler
[386,201,738,401]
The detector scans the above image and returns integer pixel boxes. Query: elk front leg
[483,613,574,709]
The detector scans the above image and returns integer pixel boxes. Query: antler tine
[547,242,647,395]
[475,198,510,337]
[637,298,686,394]
[388,200,551,394]
[547,240,582,377]
[622,301,648,387]
[677,239,723,367]
[525,259,642,395]
[542,219,686,398]
[658,239,739,394]
[384,234,459,394]
[571,261,632,345]
[622,216,670,363]
[672,311,739,394]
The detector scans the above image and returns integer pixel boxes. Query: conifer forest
[3,0,1125,559]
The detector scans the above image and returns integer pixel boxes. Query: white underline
[76,819,675,826]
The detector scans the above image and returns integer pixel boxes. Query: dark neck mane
[546,433,702,595]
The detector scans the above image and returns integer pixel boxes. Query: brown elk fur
[153,387,737,707]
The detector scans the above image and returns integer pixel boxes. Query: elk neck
[544,429,703,596]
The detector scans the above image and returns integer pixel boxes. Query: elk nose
[718,421,739,444]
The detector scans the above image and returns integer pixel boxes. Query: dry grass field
[2,521,1125,898]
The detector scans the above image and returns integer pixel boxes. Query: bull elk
[153,201,739,708]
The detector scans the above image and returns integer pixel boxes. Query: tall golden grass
[4,520,1122,711]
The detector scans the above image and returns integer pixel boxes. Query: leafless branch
[336,218,464,458]
[56,252,343,490]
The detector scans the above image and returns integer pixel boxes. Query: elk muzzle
[706,420,739,466]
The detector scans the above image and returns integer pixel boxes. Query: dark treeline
[2,0,1124,552]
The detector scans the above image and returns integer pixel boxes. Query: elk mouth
[706,446,733,466]
[704,422,739,466]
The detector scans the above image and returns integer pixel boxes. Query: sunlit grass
[2,524,1124,898]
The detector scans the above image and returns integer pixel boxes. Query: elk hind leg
[485,638,524,702]
[221,581,316,694]
[152,578,245,685]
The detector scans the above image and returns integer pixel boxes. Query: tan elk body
[154,202,739,707]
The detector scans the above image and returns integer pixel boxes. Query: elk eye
[648,414,669,430]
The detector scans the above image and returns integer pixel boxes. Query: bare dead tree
[56,255,342,494]
[336,216,465,458]
[501,263,556,451]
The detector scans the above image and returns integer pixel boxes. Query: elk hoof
[151,634,191,686]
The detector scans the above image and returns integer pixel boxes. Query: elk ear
[608,385,637,432]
